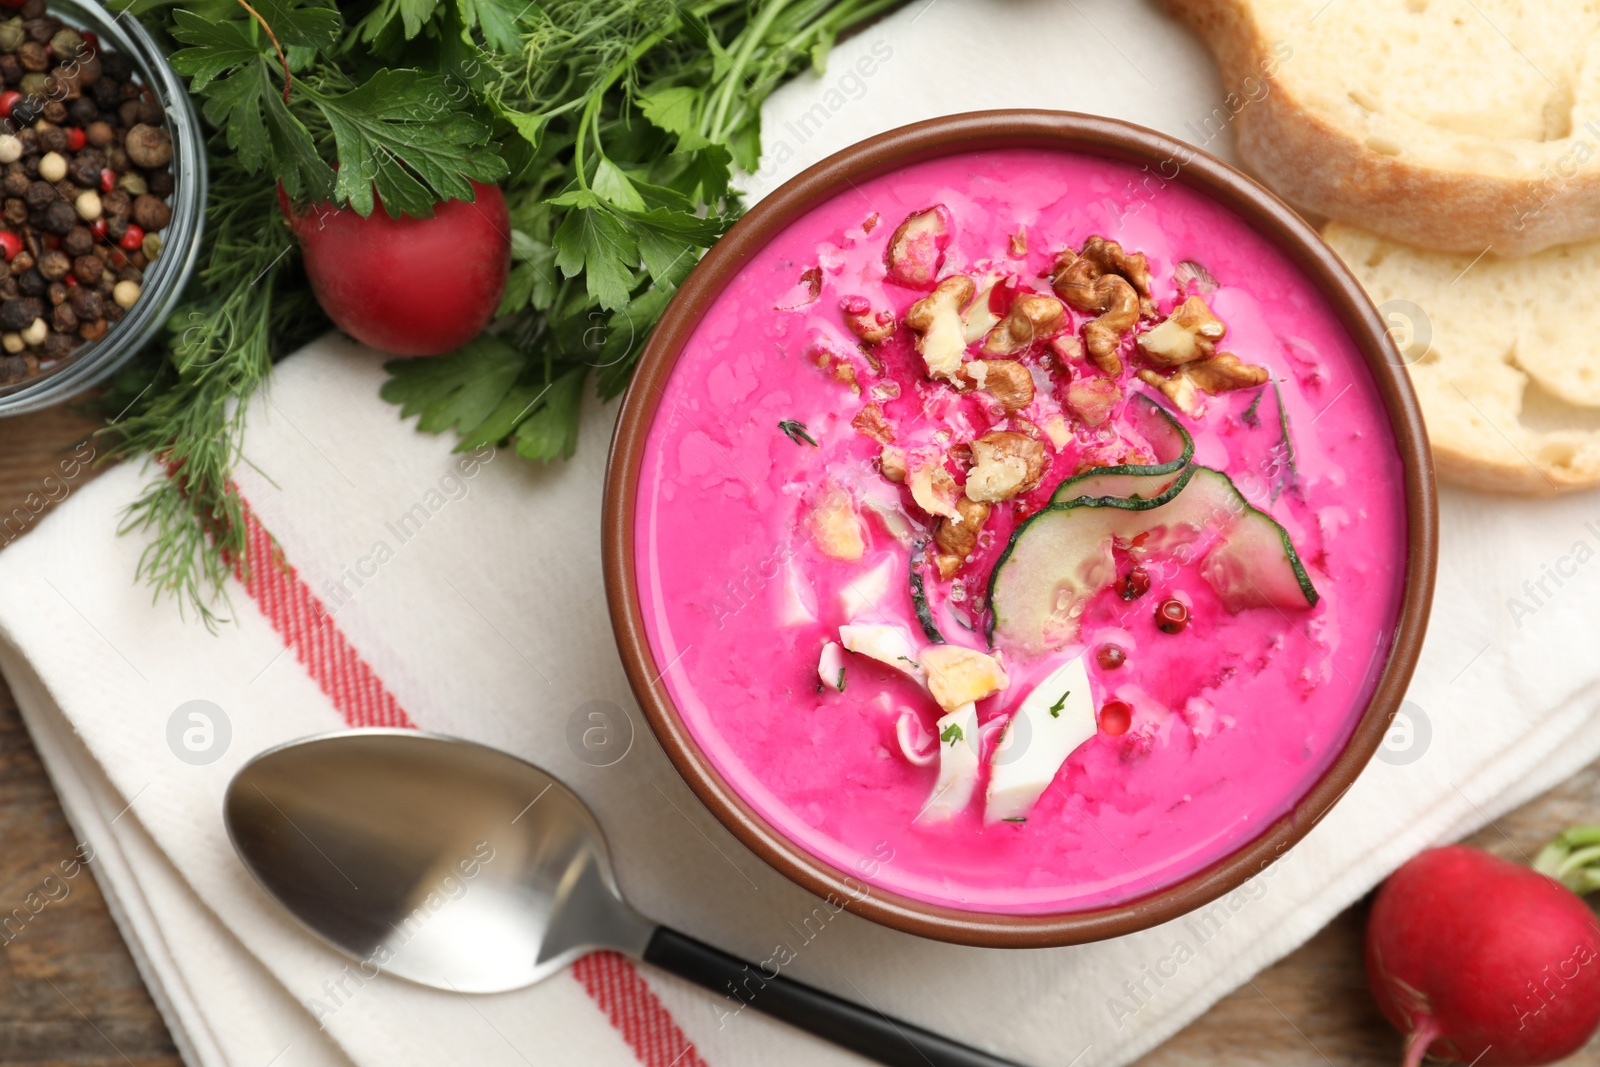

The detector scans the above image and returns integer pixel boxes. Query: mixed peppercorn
[0,0,174,387]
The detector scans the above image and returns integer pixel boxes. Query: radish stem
[1535,825,1600,894]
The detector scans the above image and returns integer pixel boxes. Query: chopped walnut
[1138,353,1269,416]
[851,402,895,445]
[961,277,1003,343]
[1137,368,1204,416]
[809,341,862,395]
[909,456,963,518]
[885,205,952,288]
[1137,295,1226,367]
[957,359,1034,412]
[1049,334,1085,363]
[1009,228,1027,257]
[982,292,1065,356]
[1186,352,1271,394]
[1042,414,1073,450]
[932,497,991,579]
[841,295,896,345]
[1067,376,1122,427]
[879,446,908,482]
[964,431,1048,502]
[1079,235,1154,304]
[905,275,976,380]
[805,482,866,560]
[1051,243,1143,376]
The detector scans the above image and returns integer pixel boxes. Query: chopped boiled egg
[918,644,1009,712]
[839,558,895,618]
[894,708,938,767]
[818,641,846,692]
[915,703,980,823]
[839,623,925,684]
[984,654,1097,824]
[779,561,818,627]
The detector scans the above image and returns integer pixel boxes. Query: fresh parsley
[941,723,964,746]
[779,419,819,447]
[105,0,899,619]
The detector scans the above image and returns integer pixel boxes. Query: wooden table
[0,404,1595,1067]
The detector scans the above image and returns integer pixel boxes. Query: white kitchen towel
[2,2,1599,1066]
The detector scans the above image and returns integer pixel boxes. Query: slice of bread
[1166,0,1600,256]
[1324,221,1600,493]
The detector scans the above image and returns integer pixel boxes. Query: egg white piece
[838,557,896,618]
[817,641,846,692]
[916,703,980,824]
[985,654,1097,824]
[839,622,926,685]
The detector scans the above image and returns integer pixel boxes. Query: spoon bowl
[225,729,653,994]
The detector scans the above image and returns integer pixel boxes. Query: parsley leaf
[550,192,638,311]
[354,0,439,42]
[379,336,525,438]
[1049,690,1070,718]
[304,71,509,218]
[454,0,524,52]
[941,723,964,745]
[514,368,589,461]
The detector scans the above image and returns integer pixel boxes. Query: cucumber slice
[1050,393,1194,506]
[1201,499,1320,610]
[988,466,1317,654]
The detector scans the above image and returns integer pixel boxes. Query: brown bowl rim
[602,109,1437,948]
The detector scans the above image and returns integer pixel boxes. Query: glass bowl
[0,0,204,415]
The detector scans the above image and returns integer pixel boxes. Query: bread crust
[1166,0,1600,257]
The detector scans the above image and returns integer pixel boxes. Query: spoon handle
[642,926,1022,1067]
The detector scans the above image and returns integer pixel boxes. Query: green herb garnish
[1241,387,1265,428]
[1048,690,1070,718]
[103,0,897,622]
[940,723,964,746]
[836,667,846,692]
[1002,816,1027,823]
[779,420,819,447]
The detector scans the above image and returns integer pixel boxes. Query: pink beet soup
[632,147,1406,913]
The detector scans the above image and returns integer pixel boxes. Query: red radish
[279,182,510,357]
[1367,843,1600,1066]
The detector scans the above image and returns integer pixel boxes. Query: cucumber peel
[909,540,946,644]
[1051,393,1195,507]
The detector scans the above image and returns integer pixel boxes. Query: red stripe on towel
[232,499,412,729]
[234,499,706,1067]
[574,952,711,1067]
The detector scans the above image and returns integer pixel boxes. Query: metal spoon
[225,729,1018,1067]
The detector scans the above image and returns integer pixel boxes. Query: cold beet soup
[632,147,1406,913]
